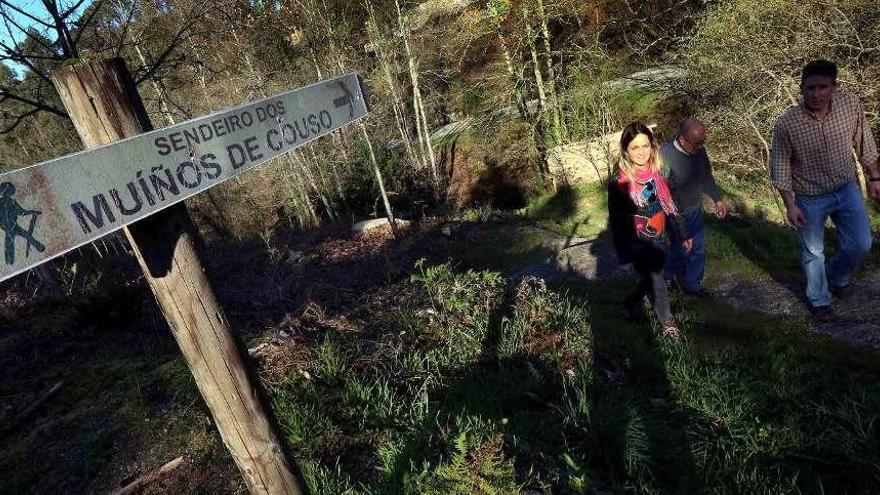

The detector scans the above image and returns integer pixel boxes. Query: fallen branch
[16,380,63,421]
[248,341,269,356]
[110,456,185,495]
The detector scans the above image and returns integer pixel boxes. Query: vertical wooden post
[51,58,303,495]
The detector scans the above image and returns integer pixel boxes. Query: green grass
[702,214,801,282]
[616,89,666,121]
[518,178,880,283]
[561,66,671,145]
[524,183,609,239]
[449,224,552,274]
[7,180,880,493]
[264,262,880,494]
[269,185,880,493]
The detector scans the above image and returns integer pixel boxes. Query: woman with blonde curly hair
[607,122,692,338]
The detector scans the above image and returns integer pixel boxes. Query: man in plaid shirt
[771,59,880,320]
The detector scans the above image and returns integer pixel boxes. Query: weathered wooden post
[51,58,303,494]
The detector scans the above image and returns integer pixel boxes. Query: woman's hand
[682,238,693,252]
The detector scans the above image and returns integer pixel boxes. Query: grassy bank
[256,260,880,494]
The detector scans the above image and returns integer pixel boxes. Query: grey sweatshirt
[661,139,722,214]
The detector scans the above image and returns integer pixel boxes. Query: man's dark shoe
[830,284,851,300]
[809,305,834,322]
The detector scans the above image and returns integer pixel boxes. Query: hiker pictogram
[0,182,45,266]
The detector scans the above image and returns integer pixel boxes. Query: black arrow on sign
[333,81,355,118]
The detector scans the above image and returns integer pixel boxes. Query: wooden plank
[110,456,186,495]
[16,380,63,421]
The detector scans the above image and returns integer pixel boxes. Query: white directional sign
[0,73,368,283]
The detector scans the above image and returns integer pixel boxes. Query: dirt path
[713,270,880,352]
[505,225,880,352]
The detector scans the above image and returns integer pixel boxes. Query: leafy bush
[406,261,506,368]
[410,432,520,495]
[498,277,591,369]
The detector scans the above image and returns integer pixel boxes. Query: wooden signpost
[0,57,369,494]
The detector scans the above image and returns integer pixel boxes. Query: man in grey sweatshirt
[662,118,729,296]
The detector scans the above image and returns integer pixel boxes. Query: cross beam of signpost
[0,73,368,283]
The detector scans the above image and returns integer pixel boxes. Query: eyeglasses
[681,136,706,150]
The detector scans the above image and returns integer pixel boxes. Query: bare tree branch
[112,0,137,57]
[0,0,53,27]
[0,52,58,61]
[134,11,201,85]
[0,88,67,116]
[0,0,210,132]
[61,0,92,18]
[72,0,107,45]
[1,106,41,132]
[0,6,60,56]
[0,44,56,84]
[41,0,79,58]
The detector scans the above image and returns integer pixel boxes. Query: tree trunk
[313,0,354,160]
[133,42,175,127]
[293,150,337,221]
[524,7,548,117]
[52,58,303,495]
[410,71,430,171]
[283,159,319,228]
[415,86,440,195]
[523,11,552,183]
[315,0,347,75]
[230,19,335,224]
[534,0,563,143]
[133,34,234,238]
[309,145,346,202]
[15,133,31,160]
[490,7,550,184]
[490,10,529,120]
[187,41,258,238]
[366,3,418,166]
[396,0,439,197]
[360,122,398,238]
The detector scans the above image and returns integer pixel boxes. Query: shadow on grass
[193,192,880,493]
[320,259,880,493]
[11,191,880,493]
[200,223,469,339]
[0,303,241,494]
[705,185,878,306]
[417,213,880,493]
[704,187,880,311]
[272,231,709,492]
[466,158,528,210]
[528,184,580,222]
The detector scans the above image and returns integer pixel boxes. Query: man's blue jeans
[796,181,872,308]
[665,208,705,293]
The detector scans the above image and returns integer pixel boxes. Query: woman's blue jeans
[796,181,872,308]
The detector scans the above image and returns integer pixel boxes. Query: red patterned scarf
[621,166,678,216]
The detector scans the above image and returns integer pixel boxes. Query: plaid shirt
[770,90,879,196]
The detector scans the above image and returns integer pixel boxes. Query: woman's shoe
[661,319,684,340]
